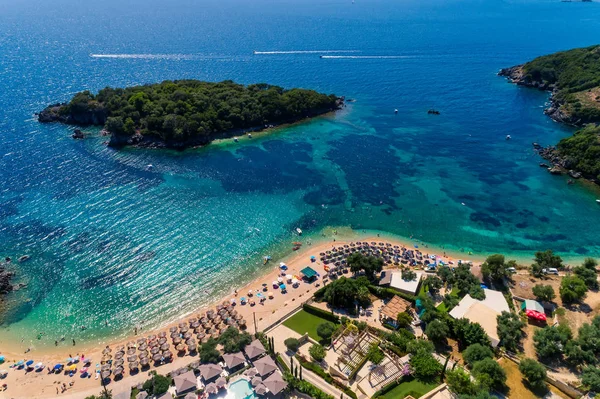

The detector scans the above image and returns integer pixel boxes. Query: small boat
[596,200,600,204]
[394,109,398,114]
[296,228,302,235]
[427,109,440,115]
[292,246,300,251]
[506,135,511,140]
[233,137,238,142]
[263,256,271,265]
[247,133,252,138]
[18,255,30,263]
[292,242,302,246]
[146,164,154,170]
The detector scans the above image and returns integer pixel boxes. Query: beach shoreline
[0,233,482,399]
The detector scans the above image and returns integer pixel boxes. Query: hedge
[295,355,357,399]
[275,354,290,373]
[368,285,416,303]
[348,354,369,381]
[303,304,340,323]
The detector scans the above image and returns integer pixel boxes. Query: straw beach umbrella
[169,326,178,333]
[176,343,185,352]
[173,336,182,344]
[102,347,112,355]
[160,343,169,351]
[101,364,111,372]
[127,355,137,363]
[163,351,172,359]
[113,366,124,376]
[101,370,111,380]
[150,346,160,355]
[127,348,136,356]
[114,359,124,367]
[152,354,162,363]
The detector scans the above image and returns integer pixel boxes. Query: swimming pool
[226,379,257,399]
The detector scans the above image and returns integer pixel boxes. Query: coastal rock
[568,170,582,179]
[37,103,108,126]
[72,129,85,139]
[0,265,15,295]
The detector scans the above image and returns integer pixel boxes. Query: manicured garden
[378,377,439,399]
[283,310,331,341]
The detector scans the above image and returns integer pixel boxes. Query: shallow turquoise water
[1,0,600,348]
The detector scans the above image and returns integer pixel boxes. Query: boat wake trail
[253,50,360,55]
[320,55,416,59]
[90,54,198,60]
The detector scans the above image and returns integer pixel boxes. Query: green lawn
[379,377,439,399]
[282,310,331,341]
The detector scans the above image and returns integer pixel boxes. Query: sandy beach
[0,235,481,399]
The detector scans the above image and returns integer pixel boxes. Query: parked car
[507,267,516,274]
[542,268,559,275]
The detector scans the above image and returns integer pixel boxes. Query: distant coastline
[37,80,343,150]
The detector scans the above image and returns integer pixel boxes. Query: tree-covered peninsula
[499,44,600,126]
[38,80,342,148]
[500,45,600,183]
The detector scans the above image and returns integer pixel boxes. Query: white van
[543,268,559,275]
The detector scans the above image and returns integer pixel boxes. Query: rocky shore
[0,263,15,295]
[532,142,588,182]
[498,66,581,126]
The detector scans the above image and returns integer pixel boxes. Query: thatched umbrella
[101,370,111,380]
[186,338,196,345]
[114,352,123,360]
[116,345,125,352]
[226,305,234,313]
[140,357,149,367]
[176,343,186,352]
[208,327,217,335]
[137,338,146,346]
[183,331,192,340]
[102,354,112,362]
[171,332,180,339]
[173,336,182,345]
[200,317,209,324]
[230,309,238,317]
[113,366,124,376]
[114,359,124,367]
[191,321,200,329]
[235,314,243,320]
[188,343,197,352]
[163,350,172,359]
[150,346,160,355]
[197,332,206,341]
[178,322,186,329]
[226,319,235,326]
[160,343,170,351]
[138,343,148,351]
[127,341,136,348]
[218,322,226,329]
[101,363,111,372]
[219,308,227,316]
[209,313,218,320]
[201,336,209,344]
[127,348,136,356]
[148,334,157,341]
[216,304,224,311]
[102,347,112,354]
[180,326,189,334]
[158,337,167,345]
[139,351,149,360]
[169,326,178,333]
[127,355,137,363]
[238,318,246,326]
[129,361,138,370]
[206,309,214,316]
[194,326,204,334]
[158,331,166,338]
[152,353,162,362]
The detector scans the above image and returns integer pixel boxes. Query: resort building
[253,355,278,377]
[379,295,412,327]
[223,351,246,371]
[244,339,266,360]
[449,289,510,347]
[521,299,547,323]
[378,270,424,296]
[174,370,198,396]
[199,363,223,382]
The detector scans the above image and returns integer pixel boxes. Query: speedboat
[296,228,302,235]
[596,200,600,204]
[233,137,238,142]
[506,135,511,140]
[394,109,398,114]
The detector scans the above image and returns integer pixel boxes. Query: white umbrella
[292,278,299,285]
[272,280,278,286]
[277,277,283,283]
[286,274,293,281]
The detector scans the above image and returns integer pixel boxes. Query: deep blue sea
[1,0,600,349]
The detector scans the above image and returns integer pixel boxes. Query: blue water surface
[1,0,600,348]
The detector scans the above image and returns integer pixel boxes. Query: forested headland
[38,80,342,149]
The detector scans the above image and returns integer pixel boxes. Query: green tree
[496,311,525,352]
[462,343,494,368]
[409,350,442,381]
[447,368,477,395]
[322,277,371,310]
[218,327,252,353]
[564,340,595,367]
[309,344,326,362]
[425,319,449,344]
[442,293,460,311]
[454,264,484,299]
[396,312,413,328]
[385,329,415,353]
[519,359,547,390]
[316,322,336,343]
[437,266,455,284]
[533,325,571,359]
[417,294,439,323]
[424,275,444,294]
[401,268,417,282]
[347,253,384,281]
[407,338,435,355]
[532,284,555,302]
[457,392,494,399]
[454,319,491,349]
[199,338,221,364]
[582,366,600,392]
[573,258,598,290]
[531,250,563,277]
[481,254,511,281]
[367,343,385,364]
[142,373,171,395]
[284,338,300,352]
[472,358,506,390]
[560,275,587,303]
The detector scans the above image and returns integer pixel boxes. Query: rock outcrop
[0,264,14,295]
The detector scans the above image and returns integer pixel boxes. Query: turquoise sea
[1,0,600,349]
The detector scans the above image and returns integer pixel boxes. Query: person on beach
[72,339,75,346]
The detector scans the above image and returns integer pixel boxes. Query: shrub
[396,312,412,328]
[471,358,506,390]
[560,275,587,303]
[582,366,600,392]
[447,368,476,395]
[519,358,547,389]
[367,343,385,364]
[316,322,336,343]
[199,338,221,364]
[409,351,442,381]
[532,284,555,302]
[309,344,326,362]
[462,344,493,368]
[425,319,449,343]
[142,373,171,395]
[496,311,525,352]
[284,338,300,352]
[302,304,340,323]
